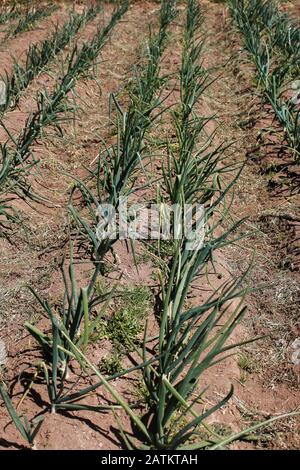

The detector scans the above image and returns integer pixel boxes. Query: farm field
[0,0,299,451]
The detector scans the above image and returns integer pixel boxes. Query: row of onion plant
[236,0,300,61]
[1,4,102,113]
[0,2,128,230]
[9,4,58,37]
[229,0,300,163]
[0,3,21,25]
[126,0,250,449]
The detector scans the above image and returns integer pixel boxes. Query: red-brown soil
[0,0,299,451]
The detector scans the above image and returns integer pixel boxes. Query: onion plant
[10,4,58,37]
[68,0,177,276]
[0,5,102,113]
[0,4,21,25]
[229,0,300,163]
[0,383,44,449]
[238,0,300,61]
[124,0,249,449]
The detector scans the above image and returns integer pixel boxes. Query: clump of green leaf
[99,351,124,375]
[106,285,152,350]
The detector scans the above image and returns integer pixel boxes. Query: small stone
[291,350,300,365]
[0,81,6,106]
[0,340,7,365]
[291,338,300,350]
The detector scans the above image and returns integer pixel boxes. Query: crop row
[9,4,58,37]
[0,2,128,229]
[1,4,102,113]
[229,0,300,163]
[0,4,22,25]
